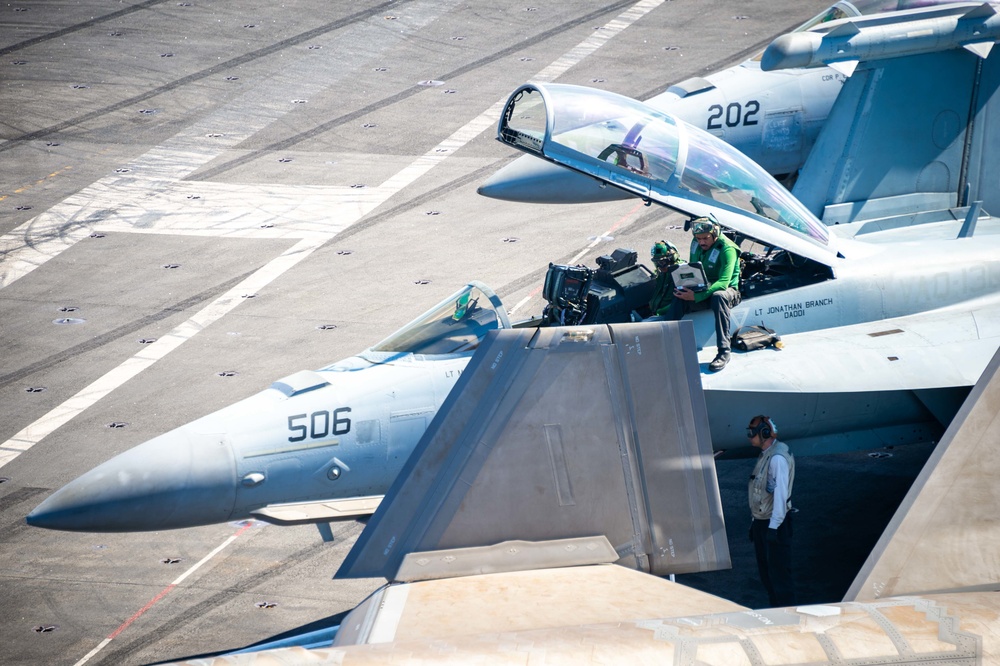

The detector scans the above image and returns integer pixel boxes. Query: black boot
[709,349,731,372]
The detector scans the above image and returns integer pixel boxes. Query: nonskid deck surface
[0,1,920,663]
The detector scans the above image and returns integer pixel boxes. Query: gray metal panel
[821,192,957,227]
[962,47,1000,215]
[336,321,729,581]
[396,536,619,583]
[618,324,729,573]
[666,76,715,97]
[331,586,387,647]
[270,369,330,397]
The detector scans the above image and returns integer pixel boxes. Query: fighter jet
[164,289,1000,665]
[26,1,1000,534]
[477,0,992,204]
[24,283,508,533]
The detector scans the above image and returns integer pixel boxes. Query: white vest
[748,440,795,520]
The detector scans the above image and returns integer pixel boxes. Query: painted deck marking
[0,237,324,468]
[0,0,662,288]
[0,0,663,470]
[71,522,255,666]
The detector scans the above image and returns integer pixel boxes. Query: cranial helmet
[651,240,679,265]
[690,215,720,238]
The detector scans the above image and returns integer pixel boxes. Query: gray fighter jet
[477,0,993,203]
[166,285,1000,664]
[26,2,1000,535]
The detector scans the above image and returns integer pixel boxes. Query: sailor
[663,216,741,371]
[747,415,796,607]
[645,240,680,320]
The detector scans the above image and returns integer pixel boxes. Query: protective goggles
[691,219,716,236]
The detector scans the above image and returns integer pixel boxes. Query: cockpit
[362,282,511,359]
[361,83,855,361]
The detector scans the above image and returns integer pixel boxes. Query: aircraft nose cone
[27,429,238,532]
[478,154,633,204]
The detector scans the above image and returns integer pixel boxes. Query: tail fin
[771,5,1000,224]
[336,321,729,582]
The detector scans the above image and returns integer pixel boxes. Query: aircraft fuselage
[29,229,1000,532]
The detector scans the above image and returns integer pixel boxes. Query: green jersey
[690,234,740,303]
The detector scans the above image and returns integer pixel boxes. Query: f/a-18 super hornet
[27,2,1000,534]
[165,315,1000,665]
[477,0,996,203]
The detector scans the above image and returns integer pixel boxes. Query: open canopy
[498,83,842,266]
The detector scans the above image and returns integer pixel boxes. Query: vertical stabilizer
[336,321,729,581]
[774,8,1000,223]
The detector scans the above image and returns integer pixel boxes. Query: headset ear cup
[751,415,772,440]
[760,416,772,440]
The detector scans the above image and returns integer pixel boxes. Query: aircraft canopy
[364,282,511,358]
[498,83,841,265]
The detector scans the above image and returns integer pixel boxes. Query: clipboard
[671,262,708,292]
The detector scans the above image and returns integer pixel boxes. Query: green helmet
[651,240,679,265]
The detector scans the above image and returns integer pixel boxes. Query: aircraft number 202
[287,407,352,442]
[706,101,760,130]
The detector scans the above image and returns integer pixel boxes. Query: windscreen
[794,2,854,32]
[370,284,508,355]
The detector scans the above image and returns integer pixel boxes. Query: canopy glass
[366,282,510,356]
[499,83,830,247]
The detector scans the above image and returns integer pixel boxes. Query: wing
[705,294,1000,395]
[335,563,746,646]
[337,321,730,581]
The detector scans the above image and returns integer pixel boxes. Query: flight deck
[0,1,930,663]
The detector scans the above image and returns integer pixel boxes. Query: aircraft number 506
[707,101,760,130]
[288,407,352,442]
